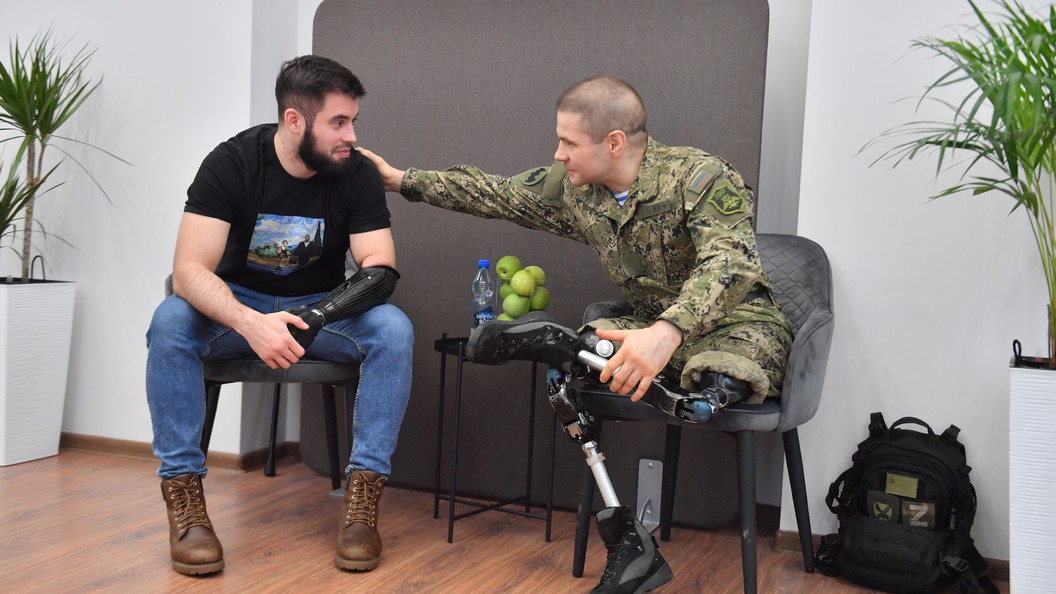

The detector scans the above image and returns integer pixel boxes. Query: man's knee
[372,304,414,349]
[146,296,201,347]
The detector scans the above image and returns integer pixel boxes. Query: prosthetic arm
[286,265,400,349]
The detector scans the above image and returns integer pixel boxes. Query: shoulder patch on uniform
[706,185,746,216]
[688,169,716,195]
[519,167,548,186]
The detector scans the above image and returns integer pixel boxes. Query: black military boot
[466,311,584,369]
[592,506,673,593]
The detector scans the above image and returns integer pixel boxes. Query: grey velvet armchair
[571,233,835,593]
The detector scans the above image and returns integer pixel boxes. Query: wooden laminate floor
[0,449,1008,593]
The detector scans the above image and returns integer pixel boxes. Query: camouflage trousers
[581,316,792,403]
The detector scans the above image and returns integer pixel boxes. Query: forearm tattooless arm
[287,265,400,349]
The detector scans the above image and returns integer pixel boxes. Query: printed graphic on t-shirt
[247,214,325,275]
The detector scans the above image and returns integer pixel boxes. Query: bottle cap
[478,259,490,267]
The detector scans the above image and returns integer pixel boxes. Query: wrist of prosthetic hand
[286,265,401,350]
[287,306,325,350]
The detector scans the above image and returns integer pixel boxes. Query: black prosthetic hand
[287,265,400,349]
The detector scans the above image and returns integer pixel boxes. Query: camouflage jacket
[401,138,790,344]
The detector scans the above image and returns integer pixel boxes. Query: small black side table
[433,334,557,543]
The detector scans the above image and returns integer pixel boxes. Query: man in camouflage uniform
[360,75,792,593]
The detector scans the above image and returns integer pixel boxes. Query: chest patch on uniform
[637,200,676,218]
[688,169,716,194]
[707,185,746,216]
[519,167,548,186]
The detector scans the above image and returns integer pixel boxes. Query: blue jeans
[146,283,414,480]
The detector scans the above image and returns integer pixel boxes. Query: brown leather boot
[335,470,386,571]
[161,473,224,575]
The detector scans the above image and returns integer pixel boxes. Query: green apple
[502,293,530,318]
[510,269,537,296]
[497,312,515,321]
[495,255,522,281]
[528,286,550,310]
[499,281,514,300]
[523,265,546,286]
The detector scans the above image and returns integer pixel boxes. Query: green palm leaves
[873,1,1056,364]
[0,30,99,281]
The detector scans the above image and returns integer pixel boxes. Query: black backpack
[815,413,997,593]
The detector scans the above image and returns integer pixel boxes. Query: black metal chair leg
[321,383,341,490]
[783,428,815,572]
[736,430,758,594]
[200,383,221,456]
[265,383,282,476]
[660,424,682,541]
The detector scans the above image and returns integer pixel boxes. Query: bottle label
[473,307,495,328]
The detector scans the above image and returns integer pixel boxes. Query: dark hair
[556,75,647,144]
[275,55,365,123]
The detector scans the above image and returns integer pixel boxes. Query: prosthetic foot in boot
[592,506,673,593]
[336,470,386,571]
[466,311,584,370]
[161,473,224,575]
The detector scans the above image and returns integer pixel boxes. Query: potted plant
[0,30,107,280]
[870,2,1054,589]
[0,31,112,465]
[872,0,1055,366]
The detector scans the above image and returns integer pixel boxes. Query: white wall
[0,0,256,456]
[790,0,1051,561]
[757,0,812,235]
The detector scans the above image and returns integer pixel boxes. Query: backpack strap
[868,411,887,437]
[814,532,842,577]
[824,468,856,518]
[942,423,961,442]
[943,530,998,594]
[890,416,936,436]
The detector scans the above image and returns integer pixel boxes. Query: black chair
[571,233,835,593]
[164,276,358,490]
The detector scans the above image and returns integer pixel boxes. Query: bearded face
[297,120,356,176]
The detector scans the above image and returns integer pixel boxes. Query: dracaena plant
[1,142,58,253]
[869,0,1056,367]
[0,30,122,282]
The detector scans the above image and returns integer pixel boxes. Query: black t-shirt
[185,124,390,296]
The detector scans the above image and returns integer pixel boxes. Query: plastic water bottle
[471,259,496,333]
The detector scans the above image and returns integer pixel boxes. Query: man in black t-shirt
[146,56,413,576]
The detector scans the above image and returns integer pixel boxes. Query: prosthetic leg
[468,312,751,424]
[467,314,755,593]
[286,265,400,349]
[544,339,674,593]
[467,315,673,592]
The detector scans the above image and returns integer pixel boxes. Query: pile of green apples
[495,255,549,320]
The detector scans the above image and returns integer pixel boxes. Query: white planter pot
[0,281,76,465]
[1009,364,1056,592]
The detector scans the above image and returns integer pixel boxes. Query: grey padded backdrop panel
[309,0,769,528]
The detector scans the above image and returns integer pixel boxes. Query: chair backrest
[756,233,835,430]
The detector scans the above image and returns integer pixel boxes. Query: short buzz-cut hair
[275,55,365,124]
[556,75,648,144]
